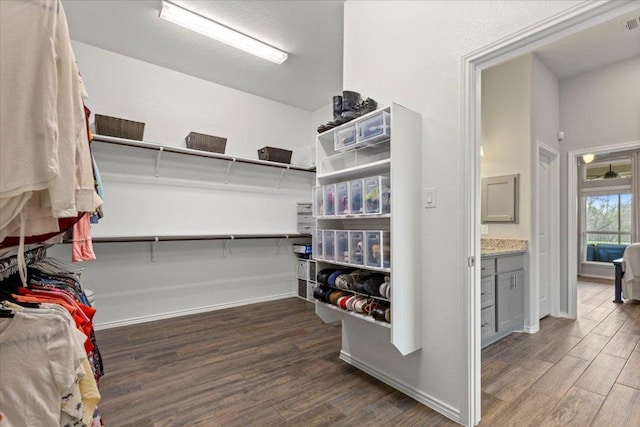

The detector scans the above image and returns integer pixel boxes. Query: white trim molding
[462,2,640,425]
[339,351,462,423]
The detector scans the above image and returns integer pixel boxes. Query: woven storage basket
[185,132,227,154]
[257,146,293,164]
[94,114,145,141]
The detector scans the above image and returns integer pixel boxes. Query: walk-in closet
[2,1,639,426]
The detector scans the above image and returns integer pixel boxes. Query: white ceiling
[61,0,344,112]
[62,1,638,112]
[534,8,640,79]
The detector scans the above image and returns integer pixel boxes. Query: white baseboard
[94,292,296,330]
[524,324,540,334]
[557,311,571,319]
[339,350,462,425]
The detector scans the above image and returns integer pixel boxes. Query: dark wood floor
[95,280,640,426]
[481,279,640,426]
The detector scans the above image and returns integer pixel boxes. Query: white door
[538,151,552,318]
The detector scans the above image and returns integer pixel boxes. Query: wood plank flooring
[481,279,640,427]
[95,279,640,426]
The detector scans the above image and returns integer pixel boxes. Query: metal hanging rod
[89,234,310,243]
[92,135,315,173]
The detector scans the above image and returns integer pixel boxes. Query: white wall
[63,41,315,328]
[342,1,582,425]
[72,41,316,165]
[481,54,532,239]
[531,54,561,154]
[559,55,640,292]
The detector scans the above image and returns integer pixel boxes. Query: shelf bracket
[276,235,289,255]
[224,158,236,184]
[276,165,290,189]
[223,235,235,258]
[151,236,159,262]
[155,147,164,177]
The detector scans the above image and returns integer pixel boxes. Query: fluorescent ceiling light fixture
[582,153,595,164]
[159,0,288,64]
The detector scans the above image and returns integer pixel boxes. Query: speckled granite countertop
[481,238,528,257]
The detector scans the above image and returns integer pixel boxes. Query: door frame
[461,2,639,425]
[531,142,560,326]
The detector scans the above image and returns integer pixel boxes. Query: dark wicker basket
[185,132,227,154]
[94,114,145,141]
[258,146,292,164]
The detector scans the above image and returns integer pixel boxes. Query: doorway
[462,2,640,424]
[535,143,560,320]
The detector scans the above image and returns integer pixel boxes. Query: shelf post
[276,235,289,254]
[276,165,290,189]
[151,236,159,262]
[224,158,236,184]
[223,235,235,258]
[155,147,164,177]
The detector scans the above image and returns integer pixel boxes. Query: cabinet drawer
[297,214,315,223]
[496,254,524,273]
[297,203,312,214]
[297,224,313,234]
[481,306,496,340]
[297,260,308,280]
[298,279,307,299]
[481,276,494,308]
[481,258,495,277]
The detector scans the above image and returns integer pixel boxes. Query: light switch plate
[424,187,436,208]
[481,224,489,235]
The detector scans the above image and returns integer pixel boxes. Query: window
[581,157,633,264]
[584,193,632,262]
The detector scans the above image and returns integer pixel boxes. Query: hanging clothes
[0,0,102,250]
[0,254,103,426]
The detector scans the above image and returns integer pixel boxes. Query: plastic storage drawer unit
[365,231,391,269]
[334,124,357,151]
[323,184,336,216]
[336,182,350,216]
[335,231,349,263]
[357,111,391,145]
[313,187,324,217]
[364,175,391,215]
[323,230,336,261]
[349,231,365,266]
[349,179,364,215]
[313,230,323,260]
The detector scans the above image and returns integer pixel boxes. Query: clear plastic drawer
[334,124,357,151]
[323,184,336,216]
[336,182,350,216]
[357,111,391,145]
[323,230,336,261]
[364,175,391,215]
[365,230,391,269]
[313,230,323,260]
[349,231,365,266]
[335,231,349,263]
[349,179,364,215]
[313,187,323,217]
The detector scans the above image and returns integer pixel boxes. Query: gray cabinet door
[496,272,512,332]
[481,174,519,223]
[481,306,496,341]
[480,276,494,309]
[510,270,525,327]
[497,270,525,332]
